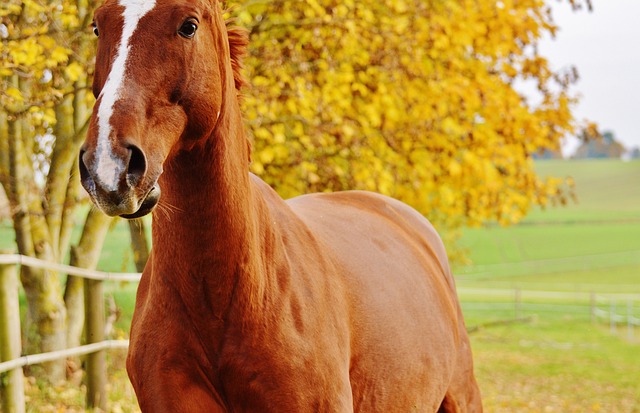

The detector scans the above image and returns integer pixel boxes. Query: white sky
[540,0,640,153]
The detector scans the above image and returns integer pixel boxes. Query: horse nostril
[127,145,147,186]
[78,149,93,187]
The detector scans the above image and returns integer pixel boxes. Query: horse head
[79,0,241,218]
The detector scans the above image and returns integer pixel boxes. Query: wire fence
[458,288,640,342]
[455,250,640,280]
[0,254,141,413]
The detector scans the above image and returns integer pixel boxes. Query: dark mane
[225,17,249,91]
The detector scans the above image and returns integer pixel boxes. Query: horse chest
[128,280,353,412]
[215,335,353,412]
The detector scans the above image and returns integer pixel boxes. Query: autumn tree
[234,0,586,253]
[0,0,111,382]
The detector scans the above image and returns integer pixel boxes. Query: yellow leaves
[334,4,349,18]
[64,62,83,82]
[448,160,462,177]
[441,117,466,136]
[0,3,22,17]
[271,123,286,144]
[502,62,518,78]
[253,127,271,141]
[22,0,46,13]
[0,0,100,144]
[233,0,577,233]
[41,108,57,126]
[10,38,43,66]
[49,46,71,65]
[259,147,275,164]
[5,87,23,102]
[1,0,87,85]
[389,0,408,13]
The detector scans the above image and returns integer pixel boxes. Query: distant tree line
[573,130,636,160]
[533,129,639,160]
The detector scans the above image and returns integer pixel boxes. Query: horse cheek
[181,86,220,143]
[152,105,188,159]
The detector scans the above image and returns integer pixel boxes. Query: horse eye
[178,20,198,39]
[92,23,99,37]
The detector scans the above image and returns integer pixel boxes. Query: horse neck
[150,94,268,319]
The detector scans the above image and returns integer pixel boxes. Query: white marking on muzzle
[94,0,157,192]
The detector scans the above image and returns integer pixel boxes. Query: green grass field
[2,159,639,412]
[454,159,640,292]
[453,159,640,412]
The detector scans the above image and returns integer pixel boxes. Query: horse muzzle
[79,145,161,219]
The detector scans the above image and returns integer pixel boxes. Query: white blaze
[95,0,156,191]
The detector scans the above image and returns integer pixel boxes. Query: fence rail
[0,253,141,282]
[0,254,141,413]
[0,340,129,374]
[457,287,640,341]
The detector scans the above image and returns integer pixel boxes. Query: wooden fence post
[84,278,107,411]
[610,301,617,334]
[628,299,634,342]
[0,254,26,413]
[514,288,522,319]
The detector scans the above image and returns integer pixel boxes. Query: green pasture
[471,315,639,412]
[528,159,640,222]
[454,159,640,293]
[451,159,640,412]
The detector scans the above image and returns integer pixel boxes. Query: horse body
[80,0,482,411]
[288,190,464,411]
[127,169,477,412]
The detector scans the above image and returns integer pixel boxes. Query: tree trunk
[46,93,76,262]
[64,208,112,351]
[0,112,8,185]
[2,0,105,385]
[58,157,81,263]
[59,69,92,262]
[64,208,111,382]
[7,114,67,383]
[128,219,150,272]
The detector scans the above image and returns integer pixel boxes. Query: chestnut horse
[79,0,482,411]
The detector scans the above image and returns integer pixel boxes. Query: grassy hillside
[455,159,640,293]
[527,159,640,222]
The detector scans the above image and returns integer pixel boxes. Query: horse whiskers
[153,203,170,221]
[88,203,100,216]
[161,199,183,214]
[154,200,182,222]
